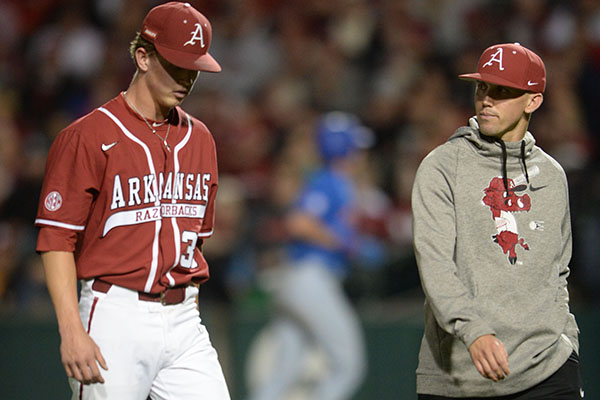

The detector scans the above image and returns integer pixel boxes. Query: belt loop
[91,279,112,294]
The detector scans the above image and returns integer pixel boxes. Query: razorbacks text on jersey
[35,93,218,293]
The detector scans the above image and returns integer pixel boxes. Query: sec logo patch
[44,191,63,211]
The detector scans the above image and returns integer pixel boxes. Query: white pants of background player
[71,280,231,400]
[248,259,366,400]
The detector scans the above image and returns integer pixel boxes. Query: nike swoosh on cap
[102,141,118,151]
[527,80,539,86]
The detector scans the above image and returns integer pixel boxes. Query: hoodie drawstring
[482,135,529,193]
[520,140,529,184]
[497,139,509,193]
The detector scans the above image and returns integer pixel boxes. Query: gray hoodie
[411,117,579,397]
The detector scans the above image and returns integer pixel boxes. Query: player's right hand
[468,334,510,382]
[60,328,108,385]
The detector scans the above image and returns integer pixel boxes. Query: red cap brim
[156,43,222,73]
[458,72,535,92]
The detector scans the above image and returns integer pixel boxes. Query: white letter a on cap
[184,23,205,48]
[482,48,504,71]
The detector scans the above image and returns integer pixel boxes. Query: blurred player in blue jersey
[247,112,375,400]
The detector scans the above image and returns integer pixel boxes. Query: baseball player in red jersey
[35,2,230,399]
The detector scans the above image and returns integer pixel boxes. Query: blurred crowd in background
[1,0,600,317]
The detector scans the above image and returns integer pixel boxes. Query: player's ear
[525,93,543,114]
[134,47,151,72]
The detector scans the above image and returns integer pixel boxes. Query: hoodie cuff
[458,320,496,349]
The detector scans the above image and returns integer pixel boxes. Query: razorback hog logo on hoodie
[482,175,531,264]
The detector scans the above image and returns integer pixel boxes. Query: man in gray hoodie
[412,43,583,399]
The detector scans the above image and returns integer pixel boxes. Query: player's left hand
[468,334,510,382]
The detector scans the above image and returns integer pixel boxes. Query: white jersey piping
[166,113,193,286]
[98,106,161,293]
[35,218,86,231]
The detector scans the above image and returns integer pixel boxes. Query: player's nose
[478,89,495,106]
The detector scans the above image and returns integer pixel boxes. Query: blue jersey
[287,168,357,275]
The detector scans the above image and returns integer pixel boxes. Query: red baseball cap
[459,43,545,93]
[141,2,221,72]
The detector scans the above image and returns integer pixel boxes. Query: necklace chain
[123,92,171,152]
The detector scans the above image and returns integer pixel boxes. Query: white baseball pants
[71,280,231,400]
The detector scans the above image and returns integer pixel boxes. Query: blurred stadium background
[0,0,599,398]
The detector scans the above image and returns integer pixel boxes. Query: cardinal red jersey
[35,93,218,293]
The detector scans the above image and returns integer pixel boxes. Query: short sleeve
[35,126,103,251]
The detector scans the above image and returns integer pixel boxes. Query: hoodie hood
[449,116,536,191]
[449,117,536,157]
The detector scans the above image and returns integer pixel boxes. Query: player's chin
[172,90,189,102]
[478,123,500,138]
[162,92,185,108]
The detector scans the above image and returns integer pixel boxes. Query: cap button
[184,2,191,6]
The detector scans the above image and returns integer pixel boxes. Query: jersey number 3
[180,230,199,269]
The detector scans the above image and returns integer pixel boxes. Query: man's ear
[134,47,151,72]
[525,93,543,114]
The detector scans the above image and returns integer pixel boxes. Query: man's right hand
[60,327,108,384]
[468,334,510,382]
[41,251,109,384]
